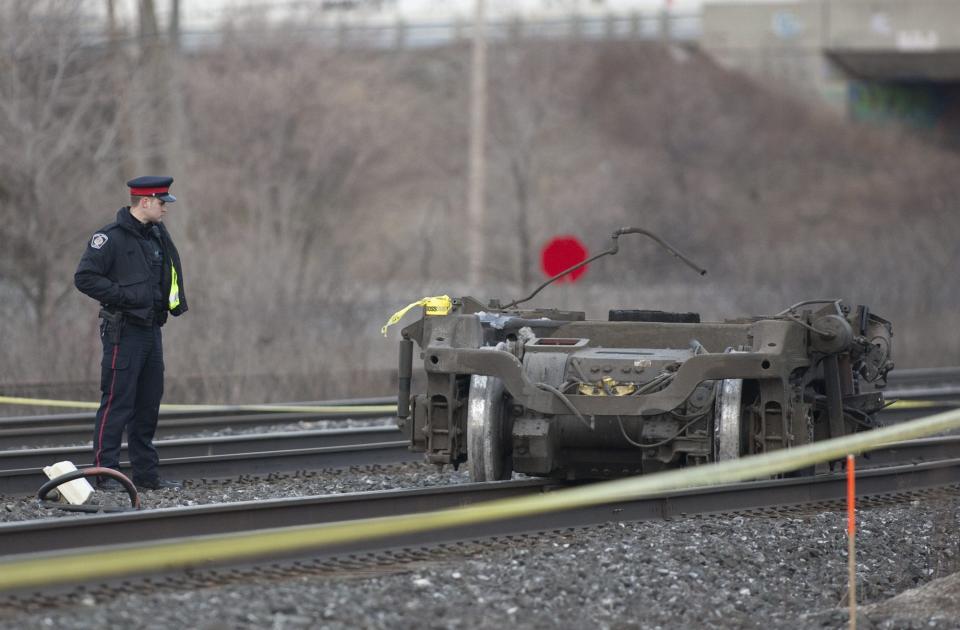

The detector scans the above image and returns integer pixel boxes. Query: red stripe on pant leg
[95,344,120,469]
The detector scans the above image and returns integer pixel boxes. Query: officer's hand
[121,284,152,308]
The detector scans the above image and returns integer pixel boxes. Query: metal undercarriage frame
[397,297,893,481]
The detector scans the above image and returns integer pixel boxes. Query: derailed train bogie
[394,229,894,482]
[398,297,893,481]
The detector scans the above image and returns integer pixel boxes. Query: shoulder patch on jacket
[90,233,109,250]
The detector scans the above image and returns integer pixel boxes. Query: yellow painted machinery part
[0,396,396,414]
[2,407,960,592]
[578,377,637,396]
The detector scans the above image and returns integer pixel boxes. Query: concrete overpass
[702,0,960,132]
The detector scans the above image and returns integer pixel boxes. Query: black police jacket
[75,207,188,324]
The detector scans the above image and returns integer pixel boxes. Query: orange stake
[847,454,857,630]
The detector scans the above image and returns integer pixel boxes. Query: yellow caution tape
[381,295,452,337]
[885,399,952,409]
[0,396,396,415]
[2,407,960,592]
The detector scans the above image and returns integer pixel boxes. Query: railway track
[0,387,954,451]
[885,366,960,387]
[0,397,396,448]
[1,454,958,599]
[0,365,957,442]
[0,401,957,605]
[0,477,551,557]
[873,399,956,424]
[0,362,953,427]
[882,367,960,402]
[0,369,953,498]
[1,407,956,497]
[0,380,956,496]
[1,436,958,557]
[0,426,416,495]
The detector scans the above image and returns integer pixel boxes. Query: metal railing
[79,11,703,52]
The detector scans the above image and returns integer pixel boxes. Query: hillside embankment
[2,26,958,402]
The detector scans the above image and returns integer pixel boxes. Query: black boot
[135,478,182,491]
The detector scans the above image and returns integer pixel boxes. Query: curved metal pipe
[504,226,707,309]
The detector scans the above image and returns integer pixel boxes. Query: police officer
[75,176,188,491]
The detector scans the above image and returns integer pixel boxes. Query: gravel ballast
[0,492,957,628]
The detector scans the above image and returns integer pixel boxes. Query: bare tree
[0,1,129,333]
[487,42,612,291]
[2,15,959,399]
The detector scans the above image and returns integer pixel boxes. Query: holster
[98,308,125,344]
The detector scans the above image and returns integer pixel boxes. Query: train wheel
[467,375,512,482]
[714,378,743,462]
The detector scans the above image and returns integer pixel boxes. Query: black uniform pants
[93,319,164,484]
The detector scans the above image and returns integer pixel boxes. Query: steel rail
[885,367,960,385]
[884,387,960,402]
[0,426,405,472]
[0,362,957,426]
[1,389,955,450]
[0,408,397,448]
[0,439,417,496]
[877,402,959,425]
[0,365,952,416]
[1,420,956,498]
[1,457,959,578]
[0,478,553,557]
[849,435,960,467]
[0,395,396,427]
[2,404,952,453]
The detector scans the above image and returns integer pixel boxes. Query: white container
[42,461,95,505]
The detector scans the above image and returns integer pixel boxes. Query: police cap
[127,175,176,203]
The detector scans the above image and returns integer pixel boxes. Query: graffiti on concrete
[895,30,939,51]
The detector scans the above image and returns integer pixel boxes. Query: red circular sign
[540,236,589,283]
